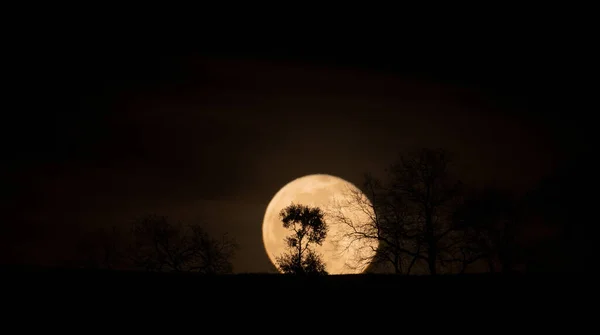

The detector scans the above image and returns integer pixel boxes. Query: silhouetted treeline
[331,148,589,274]
[70,214,238,274]
[67,147,588,275]
[518,154,593,272]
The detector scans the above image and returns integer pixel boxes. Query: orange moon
[262,174,378,274]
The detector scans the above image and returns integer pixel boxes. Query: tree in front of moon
[275,203,328,275]
[262,174,378,274]
[330,148,463,274]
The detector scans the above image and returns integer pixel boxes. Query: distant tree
[70,225,123,270]
[128,214,238,274]
[330,148,462,275]
[452,187,520,273]
[276,203,328,275]
[520,158,592,272]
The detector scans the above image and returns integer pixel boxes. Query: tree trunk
[426,212,437,275]
[297,236,303,273]
[428,245,437,274]
[488,257,496,273]
[393,254,401,274]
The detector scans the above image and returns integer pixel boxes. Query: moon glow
[262,174,378,274]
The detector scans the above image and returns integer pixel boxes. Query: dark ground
[1,265,589,328]
[2,265,586,299]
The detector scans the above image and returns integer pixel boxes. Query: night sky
[3,35,590,273]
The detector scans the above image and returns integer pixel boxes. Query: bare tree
[327,174,421,274]
[329,148,462,275]
[390,148,462,274]
[70,225,123,270]
[128,214,238,274]
[276,203,328,275]
[452,187,520,273]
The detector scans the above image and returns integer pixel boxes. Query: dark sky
[2,34,590,272]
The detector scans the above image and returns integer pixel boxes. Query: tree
[329,148,462,275]
[275,203,328,275]
[519,158,592,272]
[452,187,520,273]
[128,214,238,274]
[390,148,462,274]
[69,225,125,270]
[328,174,419,274]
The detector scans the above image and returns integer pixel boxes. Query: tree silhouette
[390,148,462,274]
[69,225,125,270]
[328,174,418,274]
[520,158,592,272]
[128,214,238,274]
[330,148,462,274]
[452,187,520,273]
[275,203,328,275]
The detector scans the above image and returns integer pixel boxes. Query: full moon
[262,174,378,274]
